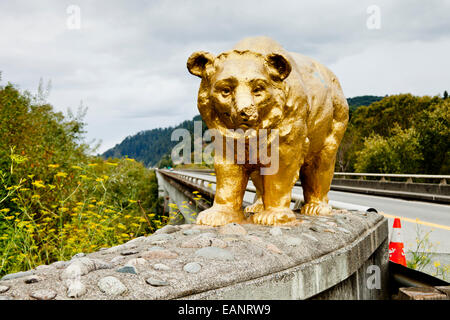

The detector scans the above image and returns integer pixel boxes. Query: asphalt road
[175,170,450,254]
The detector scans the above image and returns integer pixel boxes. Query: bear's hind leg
[300,136,339,216]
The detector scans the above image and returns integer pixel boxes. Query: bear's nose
[240,111,249,119]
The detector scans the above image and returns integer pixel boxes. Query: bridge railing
[332,172,449,185]
[163,169,450,204]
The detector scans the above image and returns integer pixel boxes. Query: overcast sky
[1,0,449,153]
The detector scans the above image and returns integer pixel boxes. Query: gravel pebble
[153,225,179,235]
[182,229,201,236]
[98,276,127,296]
[117,265,138,275]
[146,277,169,287]
[111,256,126,265]
[183,262,202,273]
[66,280,87,298]
[126,258,147,268]
[269,227,283,236]
[30,289,57,300]
[1,270,34,281]
[121,249,139,256]
[24,275,42,284]
[0,285,10,294]
[153,263,171,271]
[141,249,178,260]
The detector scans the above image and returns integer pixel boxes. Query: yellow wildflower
[32,180,45,188]
[71,165,83,170]
[95,178,104,182]
[128,200,137,204]
[88,163,98,167]
[192,191,199,194]
[117,223,126,230]
[48,164,60,168]
[31,194,40,199]
[0,208,10,213]
[55,172,67,178]
[105,162,118,166]
[434,261,441,268]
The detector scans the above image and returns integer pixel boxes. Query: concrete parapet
[0,210,388,300]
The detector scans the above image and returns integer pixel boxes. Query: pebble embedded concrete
[0,210,385,300]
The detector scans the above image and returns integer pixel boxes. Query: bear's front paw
[196,206,245,226]
[301,202,332,216]
[244,199,264,215]
[251,208,296,226]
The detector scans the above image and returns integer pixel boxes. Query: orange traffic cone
[389,218,407,266]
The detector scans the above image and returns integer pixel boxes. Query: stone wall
[0,210,388,300]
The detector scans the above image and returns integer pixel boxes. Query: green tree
[354,126,423,173]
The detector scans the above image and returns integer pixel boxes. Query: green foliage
[337,94,450,174]
[0,80,163,276]
[354,126,423,173]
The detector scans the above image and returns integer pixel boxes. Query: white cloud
[1,0,449,153]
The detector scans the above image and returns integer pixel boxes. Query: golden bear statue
[187,36,348,226]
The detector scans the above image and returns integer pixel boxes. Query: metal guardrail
[173,169,450,203]
[177,168,449,183]
[159,169,377,213]
[333,172,449,184]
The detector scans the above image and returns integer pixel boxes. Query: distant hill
[347,95,384,114]
[102,96,384,166]
[102,115,206,167]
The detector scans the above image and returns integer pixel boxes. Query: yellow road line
[381,212,450,231]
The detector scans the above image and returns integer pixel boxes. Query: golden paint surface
[187,36,349,226]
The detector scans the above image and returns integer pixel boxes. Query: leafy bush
[0,80,163,276]
[337,94,450,174]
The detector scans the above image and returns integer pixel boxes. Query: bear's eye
[253,86,265,95]
[221,88,231,96]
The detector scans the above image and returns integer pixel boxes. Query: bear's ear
[265,53,292,81]
[187,51,215,78]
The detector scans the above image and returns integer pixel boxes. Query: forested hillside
[337,93,449,174]
[102,115,207,167]
[102,96,381,167]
